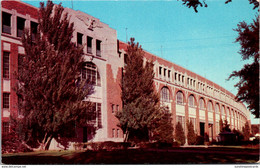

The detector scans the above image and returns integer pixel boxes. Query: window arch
[199,98,205,109]
[207,101,213,111]
[160,86,170,102]
[188,95,195,107]
[221,105,225,115]
[176,91,184,105]
[215,103,220,113]
[82,62,101,86]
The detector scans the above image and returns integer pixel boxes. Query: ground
[2,146,259,164]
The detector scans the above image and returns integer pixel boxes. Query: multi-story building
[1,0,250,145]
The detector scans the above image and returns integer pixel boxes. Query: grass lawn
[2,147,259,164]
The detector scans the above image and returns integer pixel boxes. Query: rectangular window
[178,74,181,82]
[87,36,92,54]
[117,129,119,138]
[177,116,185,131]
[3,93,10,109]
[182,75,184,83]
[190,117,196,131]
[3,122,10,134]
[31,21,38,41]
[168,70,171,79]
[77,32,83,46]
[187,78,189,85]
[112,104,115,113]
[17,17,25,37]
[2,12,11,34]
[112,128,115,138]
[159,67,162,76]
[116,105,119,113]
[96,40,101,56]
[175,73,177,81]
[97,103,102,128]
[3,52,10,79]
[164,68,167,77]
[124,54,128,65]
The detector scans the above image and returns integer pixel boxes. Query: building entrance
[200,122,205,137]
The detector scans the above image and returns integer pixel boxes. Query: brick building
[1,0,250,145]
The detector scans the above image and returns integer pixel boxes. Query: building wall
[1,0,250,143]
[119,41,251,140]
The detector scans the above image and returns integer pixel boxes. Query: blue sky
[23,0,258,124]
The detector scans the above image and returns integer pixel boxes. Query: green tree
[16,0,93,150]
[151,107,174,143]
[242,121,250,141]
[116,38,164,142]
[175,122,186,145]
[187,120,196,145]
[228,16,259,118]
[180,0,258,12]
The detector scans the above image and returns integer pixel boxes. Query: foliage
[180,0,259,12]
[186,120,196,145]
[151,107,174,143]
[116,38,165,142]
[220,120,231,132]
[174,122,186,145]
[232,129,244,143]
[195,135,204,145]
[2,119,32,154]
[251,124,260,135]
[228,16,259,118]
[16,0,94,150]
[242,121,251,141]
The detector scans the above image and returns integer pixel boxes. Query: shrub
[187,120,196,145]
[195,135,204,145]
[174,122,185,146]
[2,131,32,154]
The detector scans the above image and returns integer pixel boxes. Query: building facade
[1,0,250,144]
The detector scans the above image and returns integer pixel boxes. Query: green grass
[2,147,259,164]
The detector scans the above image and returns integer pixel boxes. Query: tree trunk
[124,129,129,142]
[36,133,53,150]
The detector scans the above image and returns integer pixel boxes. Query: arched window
[221,105,225,115]
[161,87,170,102]
[199,98,205,109]
[82,62,101,86]
[215,103,220,113]
[176,91,184,105]
[188,95,195,107]
[207,101,213,111]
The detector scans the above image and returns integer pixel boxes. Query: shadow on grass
[2,148,259,164]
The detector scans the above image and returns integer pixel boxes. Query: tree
[242,121,250,141]
[16,0,94,150]
[220,120,231,132]
[174,122,186,145]
[116,38,164,142]
[228,16,259,118]
[180,0,259,13]
[151,107,174,143]
[251,124,260,135]
[187,120,196,145]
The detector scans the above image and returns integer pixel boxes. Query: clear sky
[23,0,259,124]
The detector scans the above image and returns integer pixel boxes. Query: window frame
[3,93,10,109]
[2,12,11,34]
[3,52,10,79]
[176,91,184,105]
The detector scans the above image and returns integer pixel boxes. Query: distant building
[1,0,251,144]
